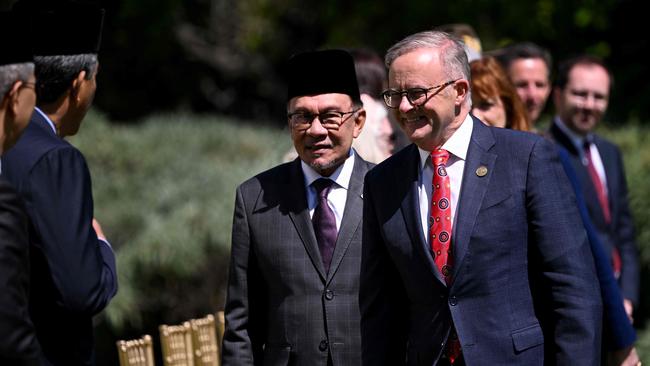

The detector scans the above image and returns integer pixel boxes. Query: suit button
[325,290,334,301]
[319,340,329,351]
[449,296,457,306]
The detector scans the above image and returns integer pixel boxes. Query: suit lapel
[398,145,447,285]
[452,118,497,281]
[284,160,328,281]
[550,123,608,224]
[326,154,368,283]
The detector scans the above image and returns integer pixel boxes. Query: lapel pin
[476,166,488,177]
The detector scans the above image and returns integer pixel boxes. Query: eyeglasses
[381,79,459,109]
[287,109,359,131]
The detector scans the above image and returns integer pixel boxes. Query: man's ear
[352,108,366,138]
[70,70,87,99]
[5,81,23,116]
[454,79,470,105]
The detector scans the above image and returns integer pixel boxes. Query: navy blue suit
[0,177,42,365]
[360,118,602,365]
[549,122,639,306]
[1,111,117,366]
[557,148,636,352]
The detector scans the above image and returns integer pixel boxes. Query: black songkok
[13,1,105,56]
[0,11,33,66]
[286,49,361,103]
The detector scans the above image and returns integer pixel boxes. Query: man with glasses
[549,55,640,365]
[0,10,43,364]
[1,3,117,365]
[360,30,601,365]
[222,49,372,366]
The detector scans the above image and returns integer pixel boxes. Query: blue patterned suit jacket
[360,117,602,365]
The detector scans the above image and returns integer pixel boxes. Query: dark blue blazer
[1,111,117,366]
[360,118,602,365]
[557,148,636,351]
[549,122,639,305]
[0,177,42,365]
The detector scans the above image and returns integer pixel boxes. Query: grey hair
[0,62,35,97]
[34,54,98,104]
[385,30,470,81]
[385,30,471,105]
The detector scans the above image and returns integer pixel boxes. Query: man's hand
[624,299,634,323]
[92,218,107,241]
[608,346,640,366]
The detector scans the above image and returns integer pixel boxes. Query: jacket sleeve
[527,139,602,365]
[0,180,43,364]
[222,185,265,366]
[24,147,117,315]
[611,146,640,305]
[557,148,636,350]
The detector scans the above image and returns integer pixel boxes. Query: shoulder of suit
[490,126,547,152]
[239,160,296,190]
[10,119,72,159]
[592,133,620,151]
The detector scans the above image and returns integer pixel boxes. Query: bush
[71,110,291,364]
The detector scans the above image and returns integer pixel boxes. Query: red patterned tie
[429,149,461,363]
[583,141,621,278]
[430,149,453,281]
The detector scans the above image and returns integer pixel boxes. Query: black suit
[549,121,639,305]
[223,153,372,366]
[0,176,42,365]
[1,111,117,366]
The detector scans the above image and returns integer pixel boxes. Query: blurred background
[2,0,649,363]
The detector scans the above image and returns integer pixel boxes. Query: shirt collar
[301,149,355,190]
[554,116,592,149]
[418,113,474,170]
[34,107,58,135]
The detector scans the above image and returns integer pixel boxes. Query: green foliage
[70,110,291,330]
[599,123,650,360]
[72,112,650,360]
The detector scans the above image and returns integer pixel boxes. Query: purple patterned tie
[312,178,338,273]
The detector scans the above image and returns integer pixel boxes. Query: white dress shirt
[418,114,473,244]
[301,150,356,231]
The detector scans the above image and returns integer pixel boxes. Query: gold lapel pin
[476,165,488,177]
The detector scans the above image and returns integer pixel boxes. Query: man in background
[0,10,42,364]
[2,2,118,365]
[495,42,552,129]
[549,55,640,362]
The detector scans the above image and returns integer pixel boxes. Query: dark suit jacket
[557,148,636,351]
[549,122,639,305]
[222,153,372,366]
[1,111,118,366]
[0,177,42,365]
[360,118,602,366]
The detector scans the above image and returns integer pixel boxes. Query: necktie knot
[431,148,450,166]
[312,178,334,199]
